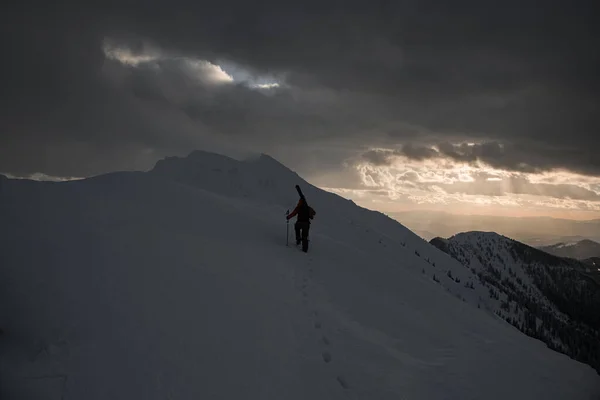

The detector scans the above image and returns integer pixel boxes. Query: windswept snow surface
[1,151,599,400]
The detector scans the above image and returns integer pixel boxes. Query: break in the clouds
[0,0,598,215]
[330,156,600,216]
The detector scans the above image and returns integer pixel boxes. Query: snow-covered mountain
[1,150,599,399]
[431,232,600,375]
[539,239,600,260]
[391,210,600,246]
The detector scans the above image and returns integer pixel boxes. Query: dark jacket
[287,198,316,222]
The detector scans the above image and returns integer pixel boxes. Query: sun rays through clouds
[317,146,600,219]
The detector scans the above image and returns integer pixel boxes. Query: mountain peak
[578,239,600,246]
[147,148,306,206]
[432,229,600,375]
[449,231,508,242]
[245,152,281,163]
[539,238,600,260]
[151,150,297,177]
[245,152,295,171]
[152,150,240,171]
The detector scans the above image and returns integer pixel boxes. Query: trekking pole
[285,209,289,246]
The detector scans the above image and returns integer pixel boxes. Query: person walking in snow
[286,196,316,252]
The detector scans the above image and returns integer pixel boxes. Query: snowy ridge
[557,242,578,248]
[539,239,600,260]
[1,150,599,399]
[150,151,304,205]
[431,231,600,374]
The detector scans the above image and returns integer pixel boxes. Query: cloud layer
[323,157,600,217]
[0,1,598,217]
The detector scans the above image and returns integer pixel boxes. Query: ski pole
[286,209,289,246]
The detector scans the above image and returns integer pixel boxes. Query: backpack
[298,199,316,221]
[294,185,316,221]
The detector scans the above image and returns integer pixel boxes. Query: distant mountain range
[538,239,600,261]
[391,210,600,246]
[430,232,600,374]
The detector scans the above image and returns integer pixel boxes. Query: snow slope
[431,232,600,373]
[1,151,599,400]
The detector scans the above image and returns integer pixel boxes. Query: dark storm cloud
[361,150,394,166]
[0,0,598,177]
[400,144,440,161]
[434,142,570,174]
[361,141,600,176]
[361,144,439,166]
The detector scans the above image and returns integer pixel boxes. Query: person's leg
[301,222,310,252]
[294,221,301,245]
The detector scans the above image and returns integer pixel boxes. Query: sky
[1,0,599,221]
